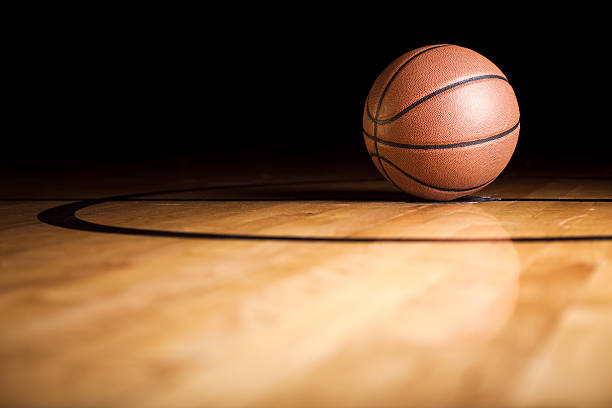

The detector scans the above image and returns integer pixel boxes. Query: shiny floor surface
[1,163,611,407]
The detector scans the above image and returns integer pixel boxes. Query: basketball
[363,44,520,200]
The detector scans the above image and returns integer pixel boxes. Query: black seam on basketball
[367,129,402,189]
[366,45,450,119]
[367,74,509,125]
[378,158,404,192]
[369,156,394,184]
[371,44,450,191]
[370,153,495,192]
[364,120,520,150]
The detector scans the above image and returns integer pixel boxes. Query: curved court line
[35,179,612,243]
[363,120,520,150]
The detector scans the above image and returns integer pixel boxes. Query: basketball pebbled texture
[363,44,520,200]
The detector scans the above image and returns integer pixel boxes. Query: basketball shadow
[140,183,498,204]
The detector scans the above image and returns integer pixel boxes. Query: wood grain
[1,166,611,407]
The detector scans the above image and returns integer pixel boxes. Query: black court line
[6,197,612,203]
[363,121,520,150]
[35,179,612,243]
[503,198,612,202]
[0,198,92,202]
[504,175,612,180]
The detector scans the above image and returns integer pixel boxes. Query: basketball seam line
[366,74,509,125]
[366,44,450,115]
[371,44,450,191]
[370,153,495,192]
[363,120,520,149]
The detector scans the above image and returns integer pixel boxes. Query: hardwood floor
[1,160,611,407]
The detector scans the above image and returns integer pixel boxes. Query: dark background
[4,8,609,174]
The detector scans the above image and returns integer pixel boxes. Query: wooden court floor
[1,161,611,407]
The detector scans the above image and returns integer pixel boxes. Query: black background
[5,8,610,173]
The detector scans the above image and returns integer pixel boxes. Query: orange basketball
[363,44,520,200]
